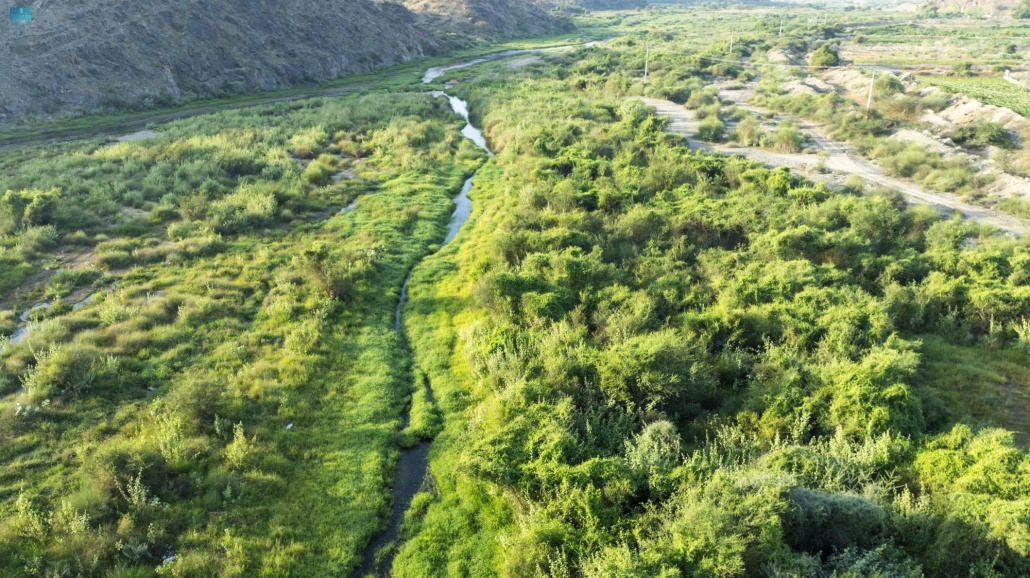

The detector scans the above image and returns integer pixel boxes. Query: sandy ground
[113,129,160,143]
[639,93,1028,236]
[506,56,542,68]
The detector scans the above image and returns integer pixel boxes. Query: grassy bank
[0,90,487,576]
[391,28,1030,578]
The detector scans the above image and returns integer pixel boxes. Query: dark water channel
[355,85,492,577]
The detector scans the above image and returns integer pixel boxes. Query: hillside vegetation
[2,5,1030,578]
[393,35,1030,578]
[0,93,487,575]
[0,0,563,124]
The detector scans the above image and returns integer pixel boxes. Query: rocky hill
[536,0,648,10]
[919,0,1020,16]
[404,0,572,36]
[0,0,563,125]
[578,0,648,8]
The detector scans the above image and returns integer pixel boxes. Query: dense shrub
[773,123,805,152]
[695,116,726,142]
[809,44,841,68]
[950,121,1017,149]
[208,185,278,234]
[1018,0,1030,18]
[299,241,382,302]
[21,343,107,399]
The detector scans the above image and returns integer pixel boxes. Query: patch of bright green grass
[922,75,1030,117]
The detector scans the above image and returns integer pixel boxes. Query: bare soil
[639,93,1028,235]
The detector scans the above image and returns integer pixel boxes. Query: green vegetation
[695,116,726,142]
[951,121,1017,149]
[861,140,978,192]
[923,76,1030,118]
[1016,0,1030,18]
[391,34,1030,578]
[809,44,841,69]
[848,21,1030,67]
[0,90,487,576]
[751,70,984,196]
[2,5,1030,578]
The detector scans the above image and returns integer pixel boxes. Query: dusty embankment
[639,95,1028,235]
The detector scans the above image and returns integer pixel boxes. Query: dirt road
[639,96,1028,236]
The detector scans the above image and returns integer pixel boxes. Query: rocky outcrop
[536,0,647,9]
[920,0,1019,16]
[578,0,648,8]
[403,0,572,36]
[0,0,562,123]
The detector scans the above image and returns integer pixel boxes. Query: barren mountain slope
[579,0,648,8]
[403,0,572,36]
[921,0,1019,15]
[536,0,647,9]
[0,0,561,124]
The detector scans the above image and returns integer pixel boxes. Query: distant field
[921,75,1030,117]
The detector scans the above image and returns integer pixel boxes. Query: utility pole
[644,44,650,84]
[729,32,734,53]
[866,70,876,112]
[779,19,783,37]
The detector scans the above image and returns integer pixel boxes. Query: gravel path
[639,95,1028,236]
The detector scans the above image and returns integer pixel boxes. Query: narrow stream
[355,85,492,577]
[420,39,609,84]
[422,45,574,84]
[0,302,51,353]
[1,283,117,354]
[359,39,612,575]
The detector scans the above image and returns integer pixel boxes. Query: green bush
[299,241,381,302]
[45,268,101,299]
[95,250,134,271]
[0,188,60,236]
[810,44,841,68]
[783,488,886,554]
[208,185,278,234]
[16,225,59,258]
[302,159,335,186]
[773,123,804,152]
[733,116,767,147]
[21,344,107,399]
[950,122,1016,149]
[695,116,726,142]
[874,73,905,98]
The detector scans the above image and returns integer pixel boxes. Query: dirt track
[639,95,1028,236]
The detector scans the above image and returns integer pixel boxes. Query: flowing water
[355,87,492,578]
[420,39,611,84]
[339,196,361,216]
[359,40,614,575]
[422,46,573,84]
[0,303,51,353]
[1,283,119,353]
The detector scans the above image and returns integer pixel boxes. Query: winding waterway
[355,74,493,577]
[422,45,577,84]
